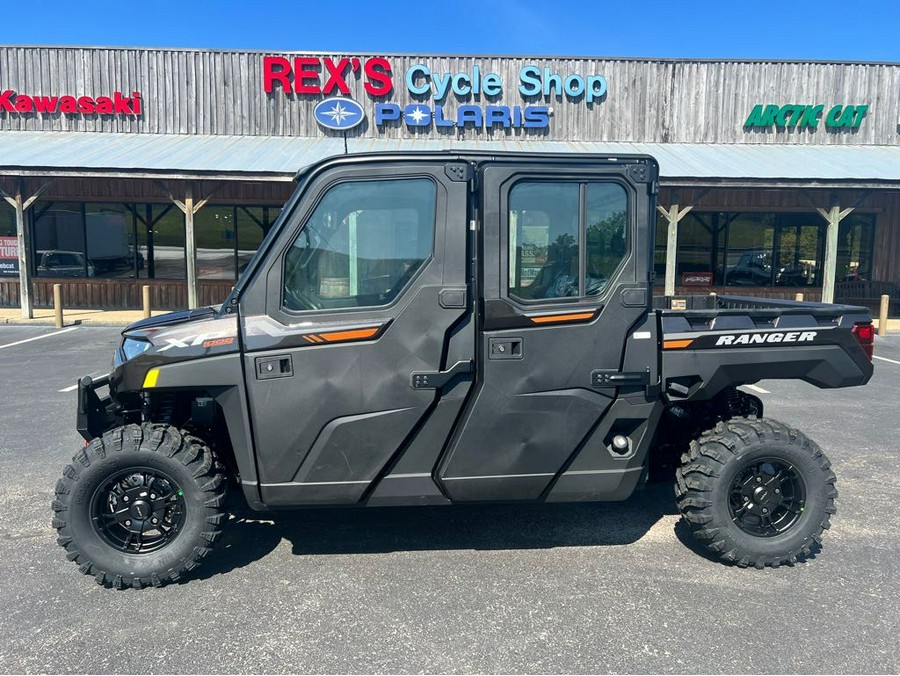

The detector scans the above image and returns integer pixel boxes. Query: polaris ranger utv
[53,152,875,588]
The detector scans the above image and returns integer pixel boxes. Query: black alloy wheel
[91,468,187,554]
[728,458,806,537]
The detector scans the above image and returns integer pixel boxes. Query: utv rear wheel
[52,423,227,588]
[675,417,837,568]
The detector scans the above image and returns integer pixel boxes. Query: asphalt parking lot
[0,324,898,674]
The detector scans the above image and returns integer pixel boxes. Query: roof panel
[1,131,899,184]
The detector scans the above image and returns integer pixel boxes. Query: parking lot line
[0,326,78,350]
[745,384,771,394]
[873,355,900,366]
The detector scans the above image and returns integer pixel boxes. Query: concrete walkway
[0,307,169,327]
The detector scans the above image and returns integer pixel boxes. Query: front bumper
[76,374,118,441]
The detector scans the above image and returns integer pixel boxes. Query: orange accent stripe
[318,327,381,343]
[530,311,596,325]
[663,339,694,350]
[308,335,325,343]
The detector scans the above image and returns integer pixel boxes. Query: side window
[283,178,436,311]
[585,183,628,296]
[508,181,628,302]
[508,182,579,300]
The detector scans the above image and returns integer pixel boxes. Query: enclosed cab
[53,152,873,588]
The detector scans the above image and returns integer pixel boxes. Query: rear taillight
[852,322,875,361]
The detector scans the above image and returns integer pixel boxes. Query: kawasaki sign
[743,104,868,130]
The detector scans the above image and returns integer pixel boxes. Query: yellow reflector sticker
[143,368,160,389]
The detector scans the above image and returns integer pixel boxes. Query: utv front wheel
[675,417,837,568]
[52,424,227,588]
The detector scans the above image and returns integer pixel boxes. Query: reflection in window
[655,210,875,289]
[195,207,237,280]
[85,203,137,279]
[283,179,436,311]
[33,203,87,277]
[508,182,628,301]
[586,183,628,295]
[135,204,185,280]
[838,215,875,282]
[509,182,579,299]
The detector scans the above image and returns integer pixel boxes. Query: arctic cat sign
[0,90,143,116]
[263,56,608,132]
[743,104,868,130]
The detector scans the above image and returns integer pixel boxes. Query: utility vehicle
[53,152,875,588]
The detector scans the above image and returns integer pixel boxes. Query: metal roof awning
[1,131,900,188]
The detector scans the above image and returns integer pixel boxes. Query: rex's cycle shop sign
[0,237,19,276]
[263,56,609,131]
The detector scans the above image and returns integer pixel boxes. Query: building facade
[1,46,899,314]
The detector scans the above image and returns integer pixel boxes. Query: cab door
[437,159,659,502]
[238,160,473,506]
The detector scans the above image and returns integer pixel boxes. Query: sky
[5,0,900,62]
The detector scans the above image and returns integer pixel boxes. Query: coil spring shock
[723,386,742,417]
[153,392,178,424]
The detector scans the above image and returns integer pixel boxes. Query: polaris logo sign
[716,331,817,346]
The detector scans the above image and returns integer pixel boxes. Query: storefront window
[838,214,875,282]
[195,207,236,280]
[655,210,875,289]
[135,204,186,280]
[33,202,88,278]
[85,203,137,279]
[236,207,267,278]
[0,202,14,237]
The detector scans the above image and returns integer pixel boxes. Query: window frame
[503,177,632,307]
[278,174,440,316]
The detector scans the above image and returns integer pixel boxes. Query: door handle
[489,337,523,360]
[410,360,474,389]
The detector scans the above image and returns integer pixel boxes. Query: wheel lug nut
[762,508,768,514]
[775,489,780,494]
[125,520,131,527]
[151,517,159,525]
[150,494,156,500]
[756,477,762,483]
[123,495,129,502]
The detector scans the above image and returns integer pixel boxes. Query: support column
[159,182,213,310]
[184,187,198,309]
[657,203,693,297]
[1,178,52,319]
[817,205,853,304]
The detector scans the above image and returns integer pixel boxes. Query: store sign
[0,90,142,116]
[743,104,868,130]
[263,56,608,132]
[313,97,365,130]
[0,237,19,276]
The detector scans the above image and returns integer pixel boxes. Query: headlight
[115,337,152,366]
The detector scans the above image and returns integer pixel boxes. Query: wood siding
[1,47,898,144]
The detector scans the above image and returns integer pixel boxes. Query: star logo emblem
[407,106,429,125]
[323,101,358,126]
[314,97,366,131]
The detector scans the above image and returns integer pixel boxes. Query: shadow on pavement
[191,482,679,582]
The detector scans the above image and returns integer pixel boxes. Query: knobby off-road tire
[675,417,837,568]
[52,423,227,588]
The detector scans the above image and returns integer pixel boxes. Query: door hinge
[410,360,474,389]
[591,369,650,389]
